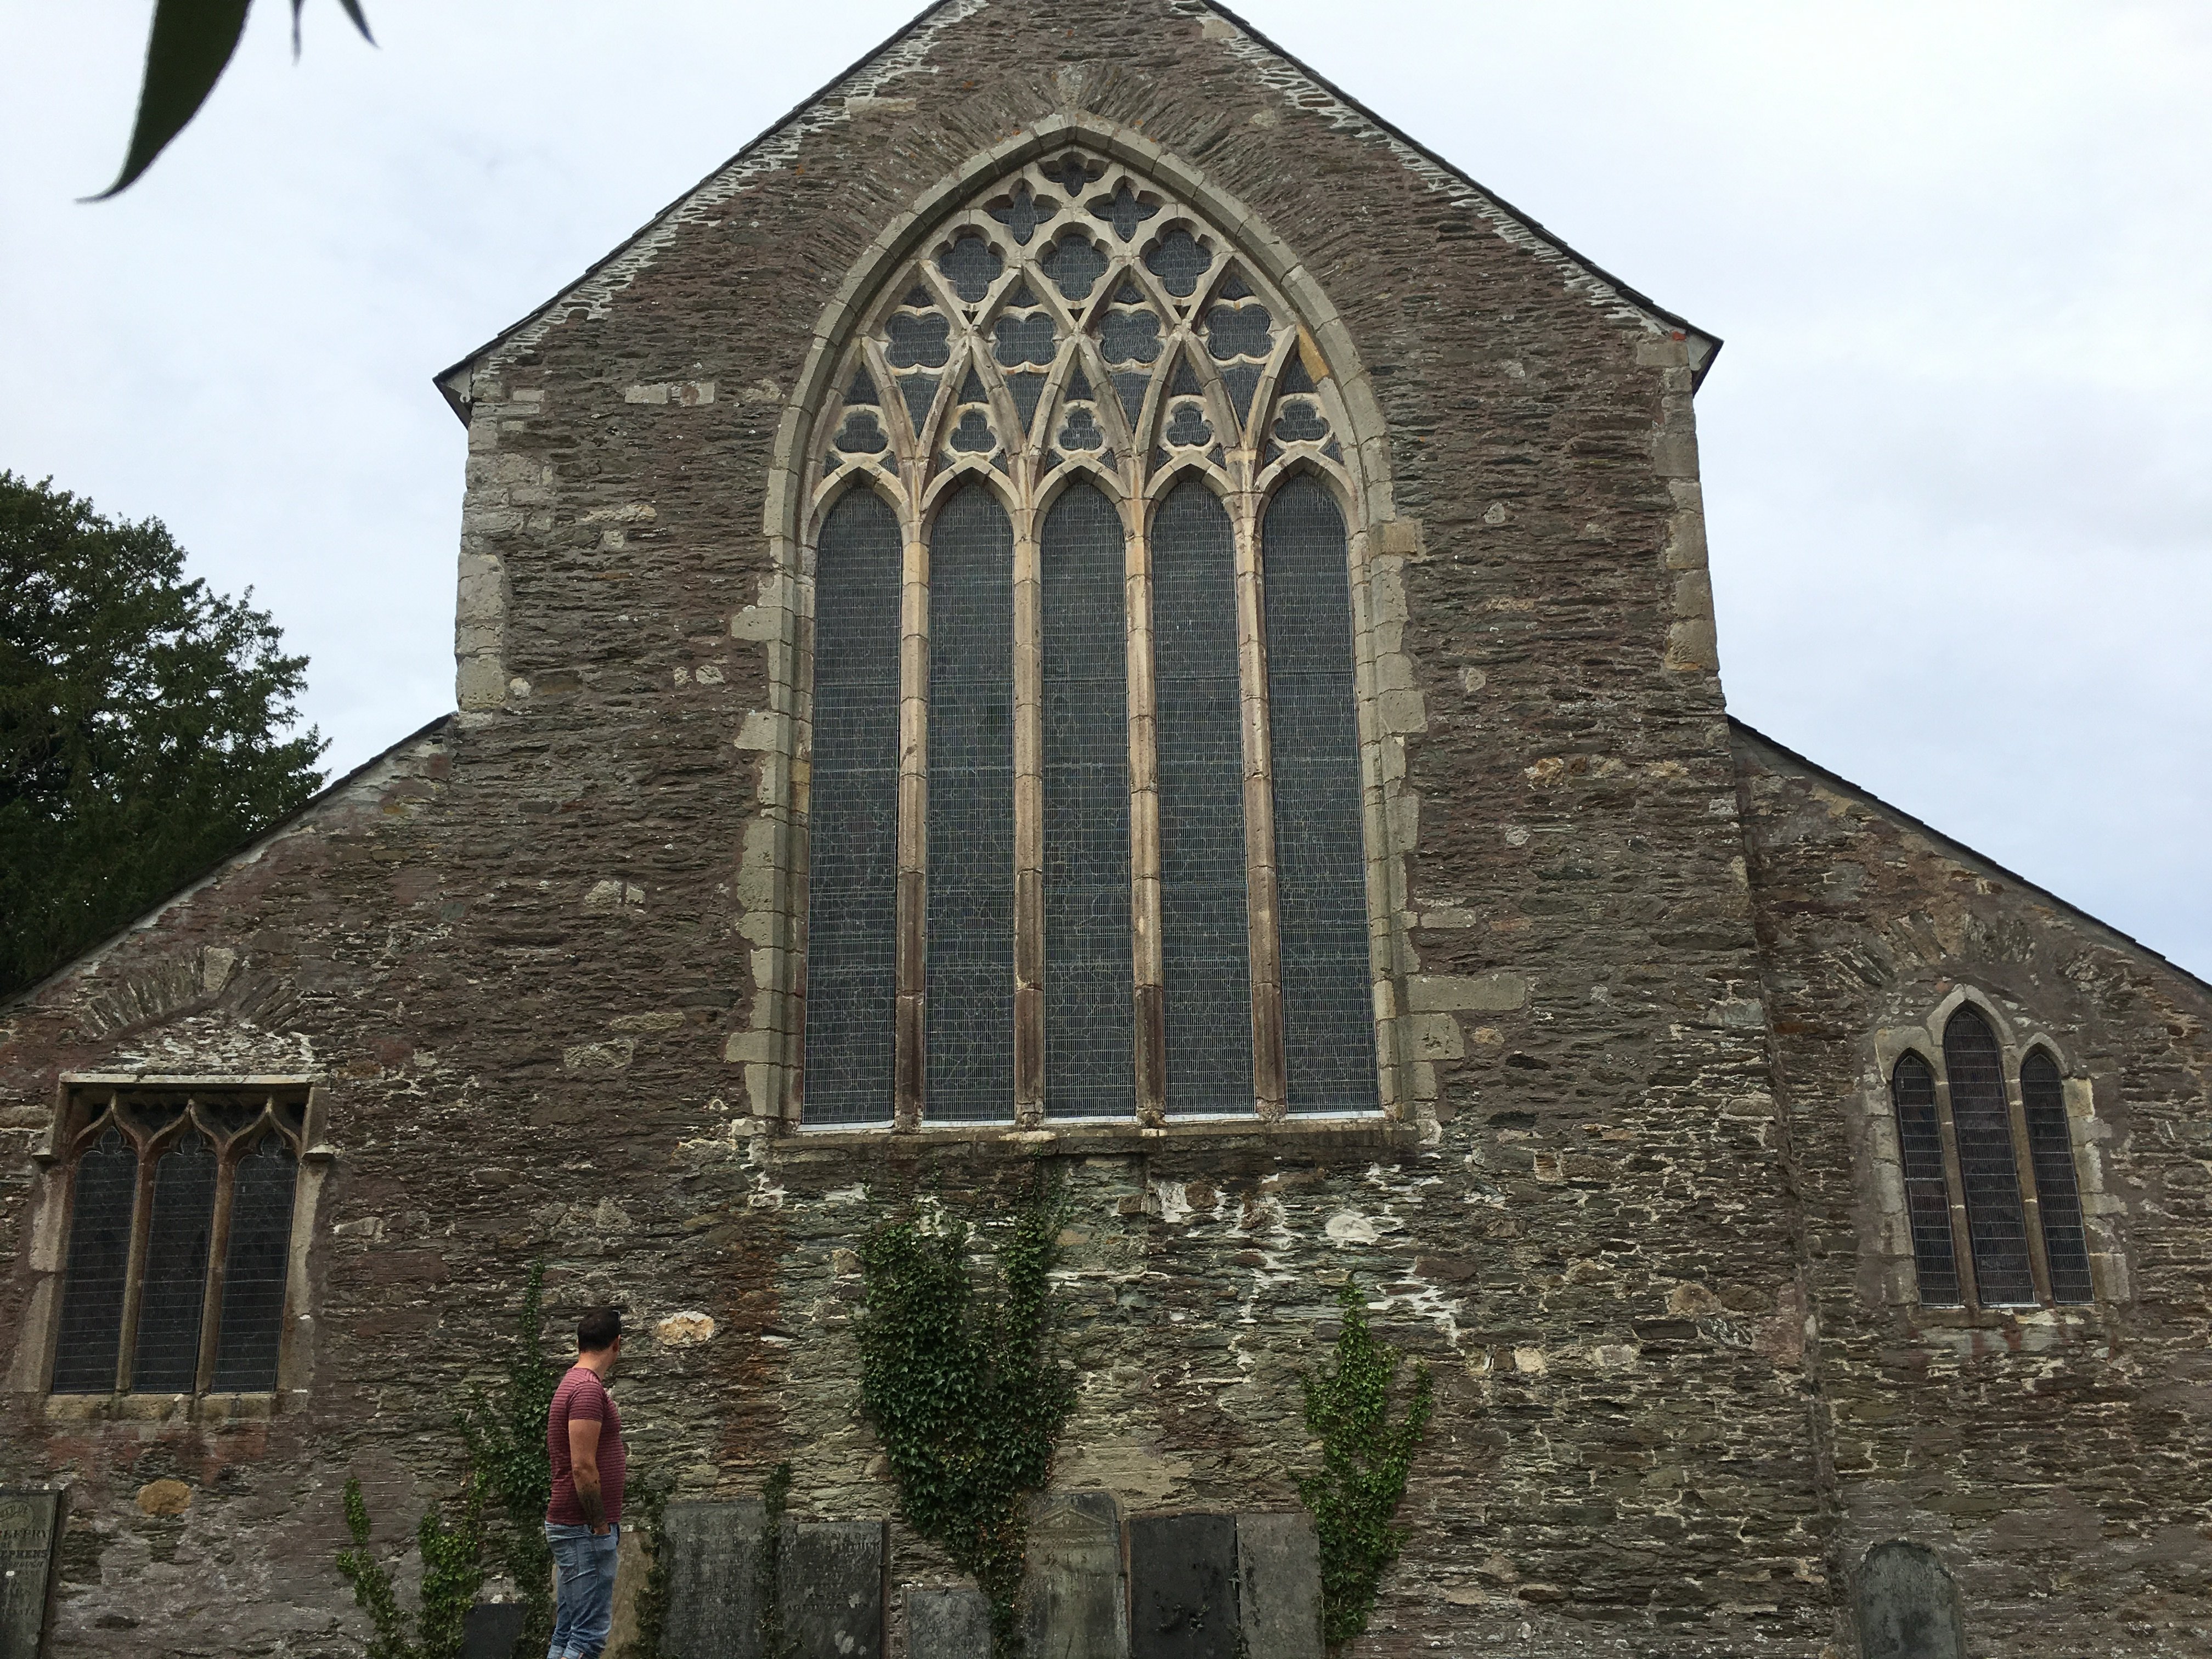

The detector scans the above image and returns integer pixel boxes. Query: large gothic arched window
[798,148,1376,1127]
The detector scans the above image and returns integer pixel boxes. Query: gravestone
[461,1600,527,1659]
[906,1586,991,1659]
[1128,1513,1239,1659]
[1023,1491,1125,1659]
[1234,1511,1321,1659]
[780,1521,885,1659]
[662,1498,766,1659]
[0,1489,64,1659]
[1855,1539,1966,1659]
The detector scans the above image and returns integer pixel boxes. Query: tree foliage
[1297,1281,1435,1650]
[857,1181,1074,1657]
[95,0,374,199]
[0,472,324,997]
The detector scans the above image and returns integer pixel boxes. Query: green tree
[0,472,325,996]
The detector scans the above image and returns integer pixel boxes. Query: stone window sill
[1903,1302,2104,1335]
[41,1391,290,1425]
[777,1114,1419,1163]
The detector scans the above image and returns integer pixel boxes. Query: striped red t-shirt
[546,1365,625,1526]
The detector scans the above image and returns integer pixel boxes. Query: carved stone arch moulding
[735,115,1428,1134]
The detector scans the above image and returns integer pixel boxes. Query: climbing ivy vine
[456,1259,561,1655]
[1296,1280,1434,1651]
[857,1178,1074,1659]
[336,1472,487,1659]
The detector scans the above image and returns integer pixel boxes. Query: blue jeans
[545,1522,619,1659]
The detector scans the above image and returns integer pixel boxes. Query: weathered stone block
[1022,1491,1124,1659]
[461,1600,527,1659]
[0,1489,63,1659]
[1235,1512,1321,1659]
[1128,1512,1238,1659]
[662,1498,764,1659]
[906,1587,990,1659]
[780,1520,884,1659]
[1854,1541,1964,1659]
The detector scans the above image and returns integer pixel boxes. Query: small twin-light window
[1891,1008,2092,1308]
[49,1087,309,1395]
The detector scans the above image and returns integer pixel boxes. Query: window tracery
[1886,1008,2096,1310]
[798,148,1372,1128]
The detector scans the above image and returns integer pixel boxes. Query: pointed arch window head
[795,148,1377,1130]
[1881,1007,2098,1312]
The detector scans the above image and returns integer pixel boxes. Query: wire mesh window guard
[1889,1012,2096,1311]
[1943,1009,2036,1305]
[48,1087,310,1395]
[1889,1053,1961,1306]
[2020,1049,2095,1304]
[798,148,1374,1126]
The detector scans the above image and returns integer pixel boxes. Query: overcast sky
[4,2,2207,979]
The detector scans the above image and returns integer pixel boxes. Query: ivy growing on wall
[1296,1280,1434,1650]
[336,1473,487,1659]
[857,1177,1074,1658]
[753,1461,795,1659]
[456,1260,560,1655]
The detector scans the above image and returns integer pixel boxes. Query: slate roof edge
[1729,715,2212,1000]
[0,714,457,1015]
[430,0,1723,424]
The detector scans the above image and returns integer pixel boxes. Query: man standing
[545,1307,627,1659]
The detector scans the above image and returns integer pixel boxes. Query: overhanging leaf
[92,0,254,200]
[291,0,375,57]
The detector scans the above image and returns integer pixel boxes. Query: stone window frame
[14,1076,332,1418]
[1865,988,2119,1317]
[735,114,1430,1138]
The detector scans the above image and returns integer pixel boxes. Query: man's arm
[568,1414,607,1534]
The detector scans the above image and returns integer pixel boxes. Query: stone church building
[4,2,2208,1654]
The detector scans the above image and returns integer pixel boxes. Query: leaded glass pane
[1042,484,1134,1118]
[1262,478,1376,1115]
[132,1132,218,1391]
[51,1127,137,1393]
[1891,1053,1961,1305]
[1943,1010,2035,1305]
[927,485,1017,1120]
[1152,482,1253,1113]
[211,1135,297,1391]
[2021,1051,2094,1303]
[804,489,902,1124]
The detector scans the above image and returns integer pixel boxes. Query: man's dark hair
[577,1307,623,1353]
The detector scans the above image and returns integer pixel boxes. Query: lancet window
[1888,1008,2095,1308]
[48,1086,309,1395]
[798,149,1375,1127]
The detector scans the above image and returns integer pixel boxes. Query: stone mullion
[1012,504,1046,1125]
[191,1113,239,1395]
[2006,1065,2058,1303]
[1125,509,1167,1126]
[1234,485,1289,1118]
[114,1126,157,1394]
[894,520,930,1131]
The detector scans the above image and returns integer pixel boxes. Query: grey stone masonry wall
[7,2,2196,1656]
[1733,723,2212,1657]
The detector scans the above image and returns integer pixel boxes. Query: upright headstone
[1855,1539,1966,1659]
[0,1489,64,1659]
[661,1498,766,1659]
[1023,1491,1125,1659]
[1127,1513,1239,1659]
[461,1600,528,1659]
[1234,1511,1321,1659]
[906,1586,991,1659]
[780,1521,885,1659]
